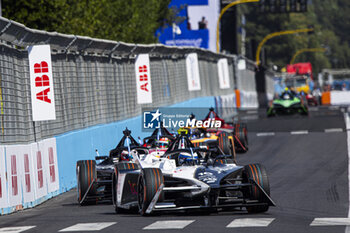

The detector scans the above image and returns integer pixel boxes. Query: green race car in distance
[267,91,308,117]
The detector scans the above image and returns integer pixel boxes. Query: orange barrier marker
[321,91,331,105]
[235,89,241,108]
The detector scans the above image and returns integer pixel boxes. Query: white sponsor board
[28,45,56,121]
[186,53,201,91]
[31,143,48,199]
[40,138,59,193]
[0,146,8,208]
[217,58,230,89]
[331,91,350,105]
[5,146,23,207]
[135,54,152,104]
[17,145,36,203]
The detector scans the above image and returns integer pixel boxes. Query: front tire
[137,168,164,216]
[243,163,270,213]
[76,160,97,205]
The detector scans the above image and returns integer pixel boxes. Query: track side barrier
[0,139,59,215]
[330,91,350,105]
[322,91,331,105]
[215,93,237,119]
[321,91,350,105]
[240,91,259,109]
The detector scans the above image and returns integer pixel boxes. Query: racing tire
[137,168,164,216]
[76,160,97,205]
[234,123,248,153]
[243,163,270,213]
[217,131,233,156]
[300,106,309,116]
[112,163,139,214]
[267,108,276,117]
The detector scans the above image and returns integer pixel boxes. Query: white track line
[0,226,36,233]
[256,132,275,137]
[59,222,116,232]
[290,130,308,135]
[324,128,343,133]
[226,218,275,228]
[311,218,350,226]
[143,220,195,230]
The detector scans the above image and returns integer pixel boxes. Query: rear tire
[217,131,233,156]
[137,168,164,216]
[76,160,97,205]
[235,124,248,153]
[243,163,270,213]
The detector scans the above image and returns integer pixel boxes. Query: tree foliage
[2,0,172,44]
[242,0,350,74]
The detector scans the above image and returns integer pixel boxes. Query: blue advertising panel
[157,26,208,48]
[157,0,218,51]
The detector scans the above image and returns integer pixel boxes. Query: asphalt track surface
[0,107,349,233]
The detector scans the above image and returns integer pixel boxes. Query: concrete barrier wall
[330,91,350,105]
[240,91,259,109]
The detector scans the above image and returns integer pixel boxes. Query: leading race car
[267,89,308,117]
[112,131,275,215]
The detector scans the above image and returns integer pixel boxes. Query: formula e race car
[142,124,175,148]
[76,128,173,205]
[111,132,275,215]
[267,90,308,117]
[180,108,248,154]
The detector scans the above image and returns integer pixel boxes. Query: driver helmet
[156,137,169,149]
[120,150,131,161]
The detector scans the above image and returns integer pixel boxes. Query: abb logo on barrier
[37,151,44,188]
[48,147,56,183]
[138,65,149,92]
[28,44,56,121]
[11,155,18,196]
[135,54,152,104]
[24,154,31,193]
[34,61,51,103]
